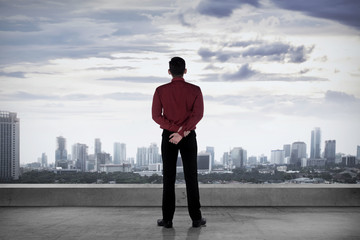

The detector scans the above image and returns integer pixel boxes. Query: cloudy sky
[1,0,359,164]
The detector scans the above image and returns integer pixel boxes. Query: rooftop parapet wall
[0,184,359,207]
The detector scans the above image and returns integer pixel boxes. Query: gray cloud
[271,0,360,30]
[206,90,360,118]
[198,48,239,63]
[226,40,263,48]
[195,0,360,29]
[0,18,41,32]
[87,66,136,71]
[222,64,257,81]
[200,69,327,82]
[177,13,191,27]
[5,91,58,100]
[325,90,359,103]
[196,0,260,18]
[0,2,167,64]
[99,76,169,83]
[0,71,26,78]
[106,92,151,101]
[288,45,314,63]
[242,42,289,60]
[0,91,152,102]
[199,41,314,64]
[242,42,314,63]
[198,48,216,59]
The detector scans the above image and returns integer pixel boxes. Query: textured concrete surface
[0,207,359,240]
[1,184,360,207]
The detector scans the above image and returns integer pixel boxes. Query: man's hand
[169,132,182,144]
[184,131,190,137]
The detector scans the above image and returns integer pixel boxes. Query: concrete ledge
[1,184,359,207]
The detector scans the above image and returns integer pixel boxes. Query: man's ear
[168,69,172,75]
[184,69,187,74]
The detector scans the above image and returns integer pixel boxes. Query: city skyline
[1,112,359,165]
[0,1,359,164]
[32,127,358,166]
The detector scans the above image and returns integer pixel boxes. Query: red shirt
[152,77,204,137]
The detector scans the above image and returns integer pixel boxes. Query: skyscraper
[310,127,321,159]
[0,111,20,181]
[247,156,257,166]
[198,152,211,173]
[114,142,126,164]
[94,138,101,155]
[41,153,48,168]
[324,140,336,164]
[136,147,148,168]
[148,143,159,165]
[55,136,68,169]
[271,150,285,165]
[206,146,215,167]
[93,138,102,171]
[222,152,230,168]
[290,142,307,167]
[259,154,268,164]
[283,144,291,158]
[96,152,111,171]
[231,147,246,168]
[357,146,360,160]
[73,143,88,172]
[342,155,356,167]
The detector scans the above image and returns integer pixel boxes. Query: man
[152,57,206,228]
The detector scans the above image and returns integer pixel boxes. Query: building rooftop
[1,206,359,240]
[1,184,359,239]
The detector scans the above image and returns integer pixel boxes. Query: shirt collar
[171,77,184,82]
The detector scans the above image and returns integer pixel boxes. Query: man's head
[169,57,187,77]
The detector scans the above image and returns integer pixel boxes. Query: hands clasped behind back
[169,130,191,144]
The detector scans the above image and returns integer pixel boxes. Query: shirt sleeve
[178,88,204,137]
[152,89,180,132]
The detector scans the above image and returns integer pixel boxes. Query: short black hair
[169,57,186,76]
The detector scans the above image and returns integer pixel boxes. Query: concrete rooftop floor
[0,207,359,240]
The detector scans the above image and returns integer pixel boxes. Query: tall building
[73,143,88,172]
[247,156,257,166]
[283,144,291,158]
[41,153,48,168]
[148,143,160,165]
[357,146,360,160]
[259,154,268,164]
[0,111,20,181]
[310,127,321,159]
[114,142,126,164]
[94,138,101,155]
[231,147,246,168]
[96,152,111,171]
[324,140,336,164]
[342,156,356,167]
[206,146,215,167]
[271,150,285,165]
[290,142,307,167]
[198,152,211,173]
[136,147,148,168]
[222,152,230,168]
[55,136,68,169]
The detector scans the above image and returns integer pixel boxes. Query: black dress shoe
[157,219,173,228]
[192,218,206,228]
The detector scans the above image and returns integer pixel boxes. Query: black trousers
[161,129,202,221]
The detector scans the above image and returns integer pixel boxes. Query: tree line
[6,166,359,184]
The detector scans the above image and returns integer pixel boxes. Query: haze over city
[0,0,359,164]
